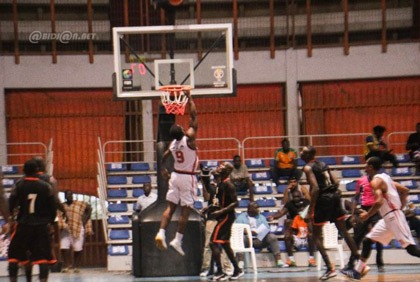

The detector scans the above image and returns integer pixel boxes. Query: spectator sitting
[235,201,284,268]
[364,125,398,167]
[406,122,420,175]
[404,202,420,244]
[268,178,315,268]
[135,182,157,212]
[271,138,302,184]
[230,155,254,201]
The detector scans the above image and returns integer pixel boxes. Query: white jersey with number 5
[170,135,198,174]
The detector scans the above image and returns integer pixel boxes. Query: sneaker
[377,265,385,273]
[212,271,228,281]
[169,239,185,256]
[61,267,70,273]
[340,265,352,275]
[285,259,297,267]
[344,269,361,281]
[155,233,167,251]
[229,269,244,280]
[319,269,337,280]
[200,270,209,277]
[308,258,316,267]
[276,260,286,268]
[361,265,371,277]
[73,268,80,273]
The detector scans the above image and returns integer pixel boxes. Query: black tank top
[305,161,337,193]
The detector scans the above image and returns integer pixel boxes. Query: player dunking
[345,156,420,280]
[155,92,198,256]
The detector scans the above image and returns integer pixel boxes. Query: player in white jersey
[345,156,420,280]
[155,92,198,256]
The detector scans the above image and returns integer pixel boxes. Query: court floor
[2,265,419,282]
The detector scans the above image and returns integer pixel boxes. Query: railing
[1,1,418,62]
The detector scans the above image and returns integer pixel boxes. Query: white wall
[1,42,419,158]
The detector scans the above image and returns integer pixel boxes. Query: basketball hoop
[159,85,192,115]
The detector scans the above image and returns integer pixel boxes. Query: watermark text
[29,31,97,44]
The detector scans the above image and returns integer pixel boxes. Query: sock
[309,256,314,259]
[355,260,366,273]
[175,232,184,242]
[158,229,166,237]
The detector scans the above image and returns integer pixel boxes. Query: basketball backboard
[112,23,235,100]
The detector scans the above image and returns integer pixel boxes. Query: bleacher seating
[318,157,337,166]
[132,189,144,197]
[251,171,272,182]
[341,169,362,178]
[345,181,358,191]
[109,229,130,240]
[399,180,418,189]
[341,155,361,165]
[107,189,128,199]
[108,245,129,256]
[201,160,219,169]
[2,178,14,188]
[256,198,276,208]
[408,195,420,204]
[239,199,250,208]
[391,167,413,177]
[108,215,130,225]
[193,201,204,209]
[132,175,152,184]
[106,163,127,172]
[107,176,128,185]
[297,159,306,166]
[130,162,150,171]
[276,184,287,194]
[1,165,19,174]
[108,203,128,213]
[246,159,266,169]
[396,153,410,163]
[254,185,273,195]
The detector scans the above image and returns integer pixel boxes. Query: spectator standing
[406,122,420,175]
[0,171,10,234]
[230,155,254,201]
[235,201,283,268]
[8,159,57,282]
[364,125,398,167]
[58,190,93,273]
[135,182,157,212]
[271,139,302,184]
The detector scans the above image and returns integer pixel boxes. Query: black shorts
[211,213,235,244]
[8,223,53,265]
[313,192,346,225]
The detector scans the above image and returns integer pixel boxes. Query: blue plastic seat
[107,176,128,185]
[108,245,129,256]
[345,181,358,191]
[256,198,276,207]
[130,162,150,171]
[399,180,418,189]
[108,215,130,224]
[395,153,410,163]
[2,178,14,188]
[251,171,271,181]
[409,195,420,204]
[415,209,420,216]
[1,165,18,175]
[201,160,219,169]
[341,169,362,178]
[245,159,266,169]
[262,211,276,218]
[132,175,152,184]
[106,163,127,172]
[276,184,288,194]
[238,199,250,208]
[253,185,273,195]
[107,189,128,198]
[269,159,275,167]
[391,167,412,177]
[109,229,130,240]
[193,201,203,209]
[132,189,145,197]
[297,158,306,166]
[108,203,128,212]
[279,241,286,252]
[318,157,337,166]
[341,155,361,165]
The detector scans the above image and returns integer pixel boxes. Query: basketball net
[159,85,192,115]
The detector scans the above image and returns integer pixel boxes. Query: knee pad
[8,262,18,277]
[39,264,49,279]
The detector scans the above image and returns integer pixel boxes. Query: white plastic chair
[230,223,258,274]
[316,222,345,270]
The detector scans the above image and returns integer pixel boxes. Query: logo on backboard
[212,66,226,88]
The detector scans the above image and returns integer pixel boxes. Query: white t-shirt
[136,193,157,211]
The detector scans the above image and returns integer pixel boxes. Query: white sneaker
[155,233,167,250]
[170,239,185,256]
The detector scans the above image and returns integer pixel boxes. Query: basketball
[169,0,183,6]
